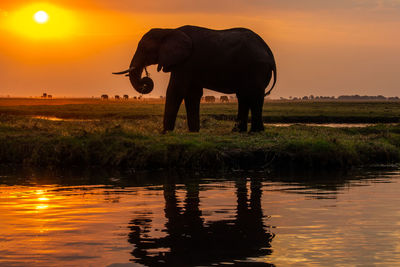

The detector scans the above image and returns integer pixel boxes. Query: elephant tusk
[112,66,136,75]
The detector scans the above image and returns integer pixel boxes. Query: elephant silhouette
[220,96,229,103]
[114,26,276,133]
[204,96,216,103]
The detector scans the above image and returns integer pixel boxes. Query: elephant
[113,25,277,132]
[220,96,229,103]
[205,96,216,103]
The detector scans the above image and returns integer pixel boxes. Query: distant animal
[220,96,229,103]
[115,95,120,100]
[133,96,137,100]
[204,96,216,103]
[101,94,109,100]
[113,25,277,132]
[123,95,129,100]
[41,93,47,99]
[47,95,52,99]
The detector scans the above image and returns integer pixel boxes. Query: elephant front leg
[184,89,202,132]
[233,97,249,132]
[163,85,184,133]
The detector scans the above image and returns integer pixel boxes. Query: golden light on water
[36,204,49,210]
[1,174,400,265]
[6,3,77,39]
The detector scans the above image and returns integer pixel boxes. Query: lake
[1,168,399,266]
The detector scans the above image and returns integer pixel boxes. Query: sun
[6,3,77,40]
[34,11,49,24]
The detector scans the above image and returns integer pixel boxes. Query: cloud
[3,0,400,22]
[3,0,400,13]
[93,0,400,13]
[77,0,400,25]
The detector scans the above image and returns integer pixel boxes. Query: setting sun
[34,10,49,24]
[6,3,77,40]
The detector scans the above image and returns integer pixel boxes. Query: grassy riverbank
[1,99,400,171]
[1,98,400,123]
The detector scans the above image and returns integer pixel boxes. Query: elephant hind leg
[250,94,265,132]
[233,96,249,132]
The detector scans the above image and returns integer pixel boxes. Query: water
[32,116,99,122]
[1,169,400,266]
[266,123,376,128]
[32,116,378,128]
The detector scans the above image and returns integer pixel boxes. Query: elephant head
[113,28,192,94]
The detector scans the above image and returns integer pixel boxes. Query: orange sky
[0,0,399,98]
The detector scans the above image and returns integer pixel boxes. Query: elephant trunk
[129,63,154,95]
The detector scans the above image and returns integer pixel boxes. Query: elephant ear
[158,30,192,72]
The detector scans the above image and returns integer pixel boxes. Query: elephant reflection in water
[128,179,274,266]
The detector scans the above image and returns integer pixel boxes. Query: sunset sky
[0,0,399,98]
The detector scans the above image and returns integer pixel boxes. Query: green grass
[1,99,400,123]
[1,102,400,171]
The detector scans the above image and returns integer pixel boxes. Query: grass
[1,98,400,123]
[1,98,400,171]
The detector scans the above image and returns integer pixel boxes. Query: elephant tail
[258,37,276,97]
[264,65,276,97]
[264,48,277,97]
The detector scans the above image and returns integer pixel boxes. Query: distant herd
[38,92,233,102]
[100,94,234,102]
